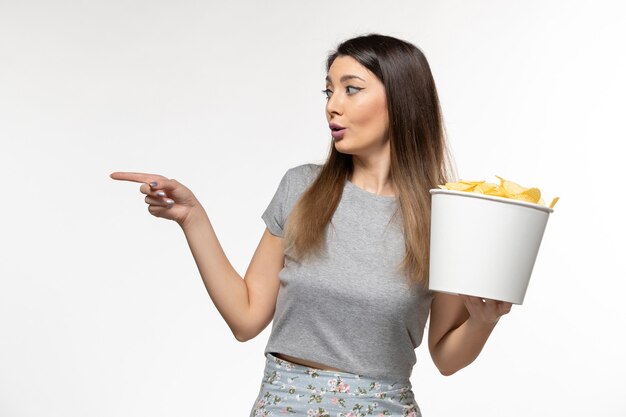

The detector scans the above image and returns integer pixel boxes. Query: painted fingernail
[156,191,166,197]
[149,181,157,188]
[166,199,174,206]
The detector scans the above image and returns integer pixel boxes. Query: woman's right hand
[109,171,201,227]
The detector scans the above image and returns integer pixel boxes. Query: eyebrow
[325,74,366,84]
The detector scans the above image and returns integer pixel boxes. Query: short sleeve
[261,169,291,237]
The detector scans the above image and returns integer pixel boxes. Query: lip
[331,128,346,140]
[329,122,346,140]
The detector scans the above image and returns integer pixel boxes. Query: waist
[271,352,346,372]
[264,352,412,397]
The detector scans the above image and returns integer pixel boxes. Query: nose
[326,91,343,117]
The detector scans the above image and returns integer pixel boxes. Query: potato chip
[495,175,528,196]
[473,182,498,194]
[549,197,560,208]
[438,176,559,208]
[441,181,477,191]
[517,187,541,203]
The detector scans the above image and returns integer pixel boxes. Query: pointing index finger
[109,172,166,184]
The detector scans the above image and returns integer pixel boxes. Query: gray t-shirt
[261,163,433,380]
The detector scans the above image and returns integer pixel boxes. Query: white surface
[429,189,551,304]
[1,0,624,416]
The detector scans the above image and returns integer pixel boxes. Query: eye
[346,86,362,95]
[321,88,333,99]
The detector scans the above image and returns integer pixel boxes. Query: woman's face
[324,55,390,156]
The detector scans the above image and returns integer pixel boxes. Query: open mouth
[331,128,346,139]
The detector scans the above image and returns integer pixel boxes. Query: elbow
[431,351,461,376]
[234,326,258,343]
[234,330,251,342]
[234,318,269,343]
[434,359,470,376]
[438,367,458,376]
[232,314,267,342]
[234,333,248,343]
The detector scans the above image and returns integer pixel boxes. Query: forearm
[180,207,250,341]
[432,317,499,376]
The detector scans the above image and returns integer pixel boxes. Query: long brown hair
[284,33,457,288]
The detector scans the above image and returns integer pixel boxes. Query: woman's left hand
[460,295,513,325]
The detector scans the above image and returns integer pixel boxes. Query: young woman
[111,33,512,417]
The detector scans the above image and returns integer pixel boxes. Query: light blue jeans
[249,352,421,417]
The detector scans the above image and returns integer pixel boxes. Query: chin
[333,140,353,155]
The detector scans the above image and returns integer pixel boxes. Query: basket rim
[429,188,554,213]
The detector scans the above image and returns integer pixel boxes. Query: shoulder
[287,163,322,177]
[285,163,322,185]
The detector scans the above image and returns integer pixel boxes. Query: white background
[1,0,624,416]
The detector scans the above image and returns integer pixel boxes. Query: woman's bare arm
[428,292,512,376]
[181,207,283,342]
[110,172,283,342]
